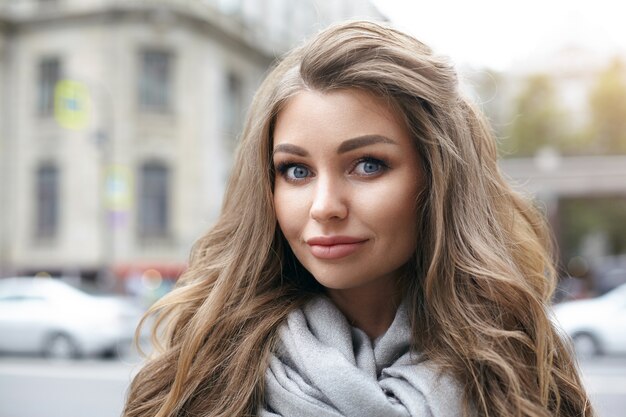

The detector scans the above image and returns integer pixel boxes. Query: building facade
[0,0,384,289]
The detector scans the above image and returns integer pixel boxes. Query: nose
[309,176,348,223]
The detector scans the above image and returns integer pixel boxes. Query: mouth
[305,236,369,260]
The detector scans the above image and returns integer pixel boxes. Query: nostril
[310,200,348,222]
[309,180,349,222]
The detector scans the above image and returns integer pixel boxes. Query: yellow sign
[105,165,133,210]
[54,80,91,130]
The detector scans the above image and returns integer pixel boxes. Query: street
[579,356,626,417]
[0,355,625,417]
[0,356,141,417]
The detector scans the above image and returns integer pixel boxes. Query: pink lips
[306,236,368,260]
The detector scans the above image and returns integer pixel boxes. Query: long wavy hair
[123,20,593,417]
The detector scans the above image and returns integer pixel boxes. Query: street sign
[105,165,133,211]
[54,79,91,130]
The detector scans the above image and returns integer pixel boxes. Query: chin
[308,272,359,290]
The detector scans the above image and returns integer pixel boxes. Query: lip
[306,236,368,260]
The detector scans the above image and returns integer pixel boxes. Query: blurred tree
[560,197,626,258]
[502,74,568,157]
[467,69,507,140]
[588,58,626,154]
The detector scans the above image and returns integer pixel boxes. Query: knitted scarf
[260,296,465,417]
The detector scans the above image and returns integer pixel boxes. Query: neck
[326,279,402,340]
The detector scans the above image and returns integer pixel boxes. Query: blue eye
[363,161,380,173]
[353,158,387,175]
[276,164,311,181]
[288,165,309,179]
[275,162,312,183]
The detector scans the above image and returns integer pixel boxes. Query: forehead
[272,89,412,149]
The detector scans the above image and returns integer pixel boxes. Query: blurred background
[0,1,625,416]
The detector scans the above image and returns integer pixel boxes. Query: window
[139,50,172,112]
[38,57,61,117]
[138,162,170,239]
[35,164,59,239]
[224,71,243,141]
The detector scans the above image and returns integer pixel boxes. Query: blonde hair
[124,20,593,417]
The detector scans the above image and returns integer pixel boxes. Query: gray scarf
[260,296,465,417]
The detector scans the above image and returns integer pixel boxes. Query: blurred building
[500,153,626,293]
[464,44,626,293]
[509,45,613,132]
[463,45,618,140]
[0,0,384,288]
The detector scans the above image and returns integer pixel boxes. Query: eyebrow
[272,143,309,157]
[272,134,397,157]
[337,135,397,153]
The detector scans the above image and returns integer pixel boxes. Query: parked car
[0,277,144,359]
[551,283,626,357]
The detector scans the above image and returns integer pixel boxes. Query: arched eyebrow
[272,143,309,157]
[273,134,397,157]
[336,135,396,153]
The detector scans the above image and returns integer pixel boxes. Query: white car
[552,283,626,357]
[0,277,144,359]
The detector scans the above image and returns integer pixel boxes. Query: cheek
[375,186,420,259]
[273,186,308,240]
[355,177,420,228]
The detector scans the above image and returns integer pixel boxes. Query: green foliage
[560,197,626,257]
[468,69,507,139]
[587,58,626,154]
[503,74,568,157]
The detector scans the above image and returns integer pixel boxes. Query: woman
[123,20,593,417]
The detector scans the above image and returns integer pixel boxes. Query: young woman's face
[272,89,424,295]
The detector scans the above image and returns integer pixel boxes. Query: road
[0,356,141,417]
[0,355,625,417]
[579,356,626,417]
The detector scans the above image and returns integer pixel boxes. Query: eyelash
[275,155,390,183]
[352,155,390,175]
[275,162,307,183]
